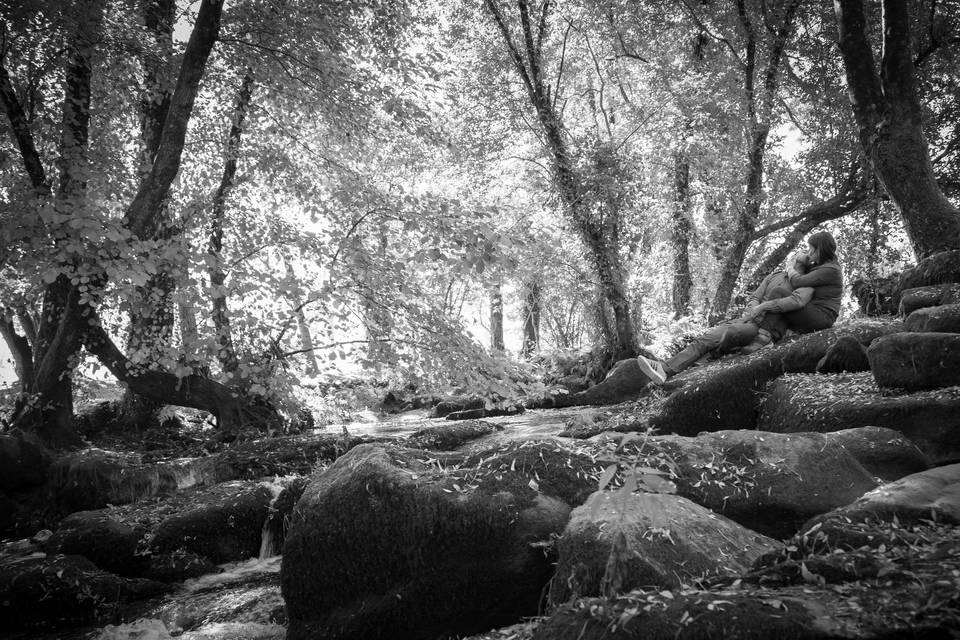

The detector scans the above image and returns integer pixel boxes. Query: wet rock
[868,331,960,390]
[648,320,898,435]
[898,283,960,315]
[47,449,179,512]
[614,430,878,539]
[0,554,168,632]
[0,433,49,491]
[758,372,960,464]
[262,476,308,558]
[405,420,504,450]
[432,397,485,417]
[44,510,145,577]
[815,334,870,373]
[905,302,960,333]
[282,441,600,640]
[142,550,220,582]
[549,490,775,604]
[895,249,960,298]
[150,480,273,564]
[446,405,525,420]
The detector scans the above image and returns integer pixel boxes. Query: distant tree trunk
[294,305,320,376]
[485,0,636,358]
[520,282,541,358]
[0,311,34,388]
[208,70,254,379]
[672,147,693,317]
[834,0,960,257]
[490,284,505,353]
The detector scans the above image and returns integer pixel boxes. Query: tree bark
[520,281,541,358]
[490,284,505,353]
[834,0,960,258]
[294,305,320,376]
[672,147,693,317]
[208,70,254,378]
[0,311,34,389]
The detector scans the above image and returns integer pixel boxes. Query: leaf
[598,464,618,491]
[528,478,539,491]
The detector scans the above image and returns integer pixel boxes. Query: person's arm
[788,264,840,288]
[757,286,815,314]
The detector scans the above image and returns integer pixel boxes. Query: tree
[834,0,960,257]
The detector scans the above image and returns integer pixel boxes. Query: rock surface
[44,510,144,576]
[549,490,775,604]
[868,331,960,390]
[898,283,960,315]
[405,420,504,450]
[815,334,870,373]
[758,372,960,463]
[904,302,960,333]
[0,434,48,491]
[895,249,960,297]
[281,441,600,640]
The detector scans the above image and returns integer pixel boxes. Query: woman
[635,231,842,384]
[781,230,843,333]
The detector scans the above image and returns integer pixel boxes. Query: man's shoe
[636,355,668,384]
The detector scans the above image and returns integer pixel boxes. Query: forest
[1,0,959,639]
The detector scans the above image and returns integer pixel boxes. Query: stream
[8,406,605,640]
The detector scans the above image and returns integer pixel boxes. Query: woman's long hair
[808,231,837,263]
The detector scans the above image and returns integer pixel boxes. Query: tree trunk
[208,70,255,378]
[520,282,541,358]
[490,284,505,353]
[672,147,693,317]
[295,304,320,376]
[834,0,960,258]
[0,311,34,389]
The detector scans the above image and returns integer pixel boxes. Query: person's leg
[782,306,835,333]
[665,321,759,374]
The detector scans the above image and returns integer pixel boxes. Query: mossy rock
[616,430,878,539]
[213,433,367,480]
[48,449,180,512]
[758,372,960,464]
[432,396,486,417]
[149,480,273,564]
[821,426,931,481]
[405,420,504,451]
[0,554,168,632]
[44,510,145,577]
[905,302,960,333]
[281,441,601,640]
[898,283,960,315]
[895,249,960,300]
[0,433,49,491]
[549,490,775,604]
[815,334,869,373]
[648,320,899,435]
[868,331,960,391]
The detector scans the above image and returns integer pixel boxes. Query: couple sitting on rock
[637,231,843,384]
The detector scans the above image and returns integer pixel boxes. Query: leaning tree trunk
[835,0,960,257]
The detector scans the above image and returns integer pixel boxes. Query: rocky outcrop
[281,441,601,640]
[149,480,273,564]
[895,249,960,298]
[758,372,960,464]
[548,490,775,604]
[647,321,898,435]
[44,510,144,577]
[904,302,960,333]
[868,332,960,390]
[0,554,168,632]
[611,429,879,538]
[898,283,960,315]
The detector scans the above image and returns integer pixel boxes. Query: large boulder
[48,449,180,512]
[610,429,879,539]
[549,490,775,604]
[405,420,504,450]
[150,480,273,564]
[758,372,960,463]
[281,441,600,640]
[898,283,960,315]
[0,554,168,632]
[904,302,960,333]
[895,249,960,298]
[648,321,898,434]
[868,331,960,390]
[0,433,48,491]
[821,426,931,481]
[44,510,145,576]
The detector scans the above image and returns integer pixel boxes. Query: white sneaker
[636,355,668,384]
